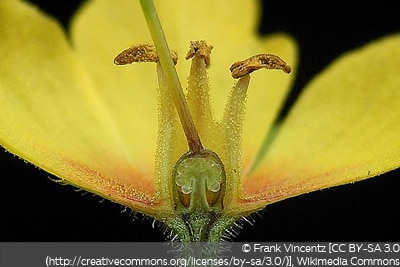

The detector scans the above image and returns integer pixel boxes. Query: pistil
[139,0,203,153]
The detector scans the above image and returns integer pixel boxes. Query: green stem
[139,0,203,153]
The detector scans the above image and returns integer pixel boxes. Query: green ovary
[175,157,223,195]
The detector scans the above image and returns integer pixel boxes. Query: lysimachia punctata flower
[0,0,399,241]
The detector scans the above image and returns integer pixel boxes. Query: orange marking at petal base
[55,154,175,216]
[230,159,390,216]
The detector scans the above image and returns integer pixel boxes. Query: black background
[1,0,399,241]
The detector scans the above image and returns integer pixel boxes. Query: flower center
[114,0,291,241]
[114,42,290,241]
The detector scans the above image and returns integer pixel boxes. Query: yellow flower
[1,0,399,241]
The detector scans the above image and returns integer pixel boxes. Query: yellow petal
[71,0,158,165]
[0,0,169,216]
[236,34,400,214]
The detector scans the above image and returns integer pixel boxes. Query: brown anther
[230,54,291,79]
[185,40,213,68]
[114,44,178,65]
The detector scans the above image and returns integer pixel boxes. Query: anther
[114,44,178,65]
[230,54,291,79]
[185,40,213,68]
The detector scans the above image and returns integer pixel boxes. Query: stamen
[230,54,291,78]
[185,40,216,149]
[221,75,250,206]
[185,41,213,68]
[114,44,178,65]
[222,54,291,201]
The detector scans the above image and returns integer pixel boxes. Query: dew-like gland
[205,160,223,193]
[207,181,221,193]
